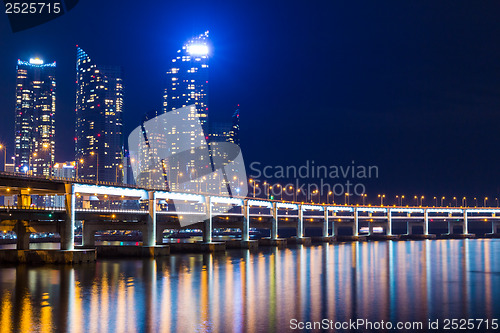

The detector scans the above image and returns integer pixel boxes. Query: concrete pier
[0,249,96,264]
[287,237,312,245]
[439,233,476,239]
[311,236,337,243]
[400,234,436,240]
[94,245,170,258]
[336,235,367,242]
[168,242,226,253]
[225,239,259,249]
[259,238,287,247]
[483,233,500,238]
[367,234,400,241]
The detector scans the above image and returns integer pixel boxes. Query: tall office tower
[163,31,210,131]
[14,58,56,176]
[75,47,124,183]
[157,32,210,190]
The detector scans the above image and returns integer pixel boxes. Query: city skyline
[1,3,500,331]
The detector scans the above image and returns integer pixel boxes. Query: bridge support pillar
[144,191,157,247]
[203,196,213,243]
[61,184,76,251]
[271,202,278,240]
[447,212,453,234]
[353,208,359,236]
[242,200,250,241]
[297,204,304,238]
[15,189,32,250]
[463,211,468,235]
[323,209,329,237]
[14,220,30,250]
[156,227,164,245]
[18,190,31,208]
[82,222,95,247]
[387,209,392,236]
[423,209,429,235]
[332,212,337,236]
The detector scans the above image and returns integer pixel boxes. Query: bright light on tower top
[187,44,209,55]
[29,58,44,65]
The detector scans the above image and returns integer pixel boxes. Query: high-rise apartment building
[163,31,210,131]
[14,58,56,175]
[75,47,124,183]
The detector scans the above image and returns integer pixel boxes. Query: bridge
[0,172,499,263]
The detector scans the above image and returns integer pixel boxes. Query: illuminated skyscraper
[163,31,210,131]
[14,58,56,175]
[75,47,124,183]
[156,32,210,189]
[129,32,245,196]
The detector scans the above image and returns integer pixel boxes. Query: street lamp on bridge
[378,194,385,206]
[115,164,123,183]
[312,189,319,204]
[276,184,282,201]
[0,144,6,172]
[263,181,269,199]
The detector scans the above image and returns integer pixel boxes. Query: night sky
[1,1,500,203]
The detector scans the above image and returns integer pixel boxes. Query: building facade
[163,31,210,131]
[75,47,124,183]
[14,58,56,175]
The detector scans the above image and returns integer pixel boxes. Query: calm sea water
[0,239,500,332]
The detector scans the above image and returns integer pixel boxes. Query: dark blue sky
[1,0,500,202]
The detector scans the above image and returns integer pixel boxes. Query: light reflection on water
[0,239,499,332]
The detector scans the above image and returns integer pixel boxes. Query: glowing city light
[29,58,44,65]
[187,44,209,55]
